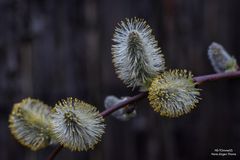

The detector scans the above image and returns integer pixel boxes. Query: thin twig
[46,70,240,160]
[47,145,63,160]
[100,92,147,117]
[194,71,240,84]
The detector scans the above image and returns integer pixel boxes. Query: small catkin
[208,42,238,73]
[104,95,136,121]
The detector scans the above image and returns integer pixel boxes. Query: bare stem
[47,145,63,160]
[46,70,240,160]
[100,92,147,117]
[194,71,240,84]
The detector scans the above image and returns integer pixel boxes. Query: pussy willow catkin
[208,42,238,73]
[9,98,52,151]
[50,97,105,151]
[112,17,165,90]
[104,95,136,121]
[148,69,200,117]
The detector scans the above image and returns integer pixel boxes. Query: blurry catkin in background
[208,42,238,73]
[9,98,52,151]
[104,95,136,121]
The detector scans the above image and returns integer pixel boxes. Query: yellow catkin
[148,69,200,118]
[9,98,52,151]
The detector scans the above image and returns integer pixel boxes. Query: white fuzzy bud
[112,18,165,90]
[208,42,238,73]
[50,98,105,151]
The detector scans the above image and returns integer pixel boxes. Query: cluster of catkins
[9,17,238,152]
[9,98,105,151]
[111,17,201,118]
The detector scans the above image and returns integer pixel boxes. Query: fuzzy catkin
[9,98,52,151]
[148,69,200,117]
[208,42,238,73]
[50,97,105,151]
[112,17,165,90]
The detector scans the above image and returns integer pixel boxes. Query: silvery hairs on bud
[112,17,165,90]
[104,95,136,121]
[50,98,105,151]
[208,42,238,73]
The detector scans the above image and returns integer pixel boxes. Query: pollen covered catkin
[148,69,200,117]
[9,98,52,151]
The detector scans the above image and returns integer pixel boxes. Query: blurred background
[0,0,240,159]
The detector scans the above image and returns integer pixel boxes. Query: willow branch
[46,70,240,160]
[193,71,240,84]
[46,92,147,160]
[100,92,147,117]
[47,145,63,160]
[100,71,240,117]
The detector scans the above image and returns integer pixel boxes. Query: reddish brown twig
[194,71,240,84]
[100,92,147,117]
[46,70,240,160]
[47,145,63,160]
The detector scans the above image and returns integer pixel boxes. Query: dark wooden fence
[0,0,240,159]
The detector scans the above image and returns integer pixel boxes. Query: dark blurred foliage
[0,0,240,160]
